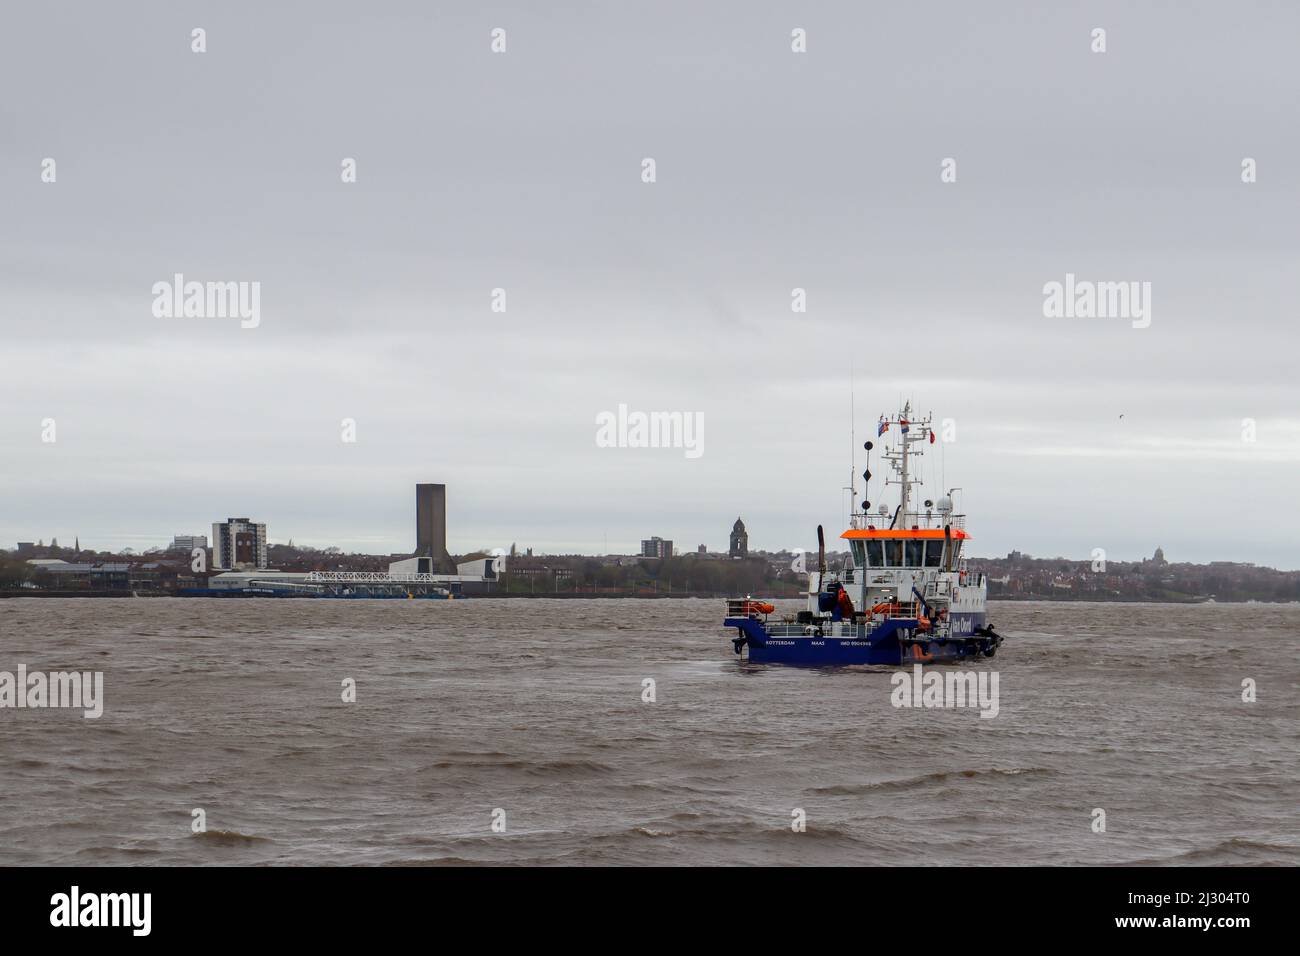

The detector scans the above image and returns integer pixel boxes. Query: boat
[723,402,1002,666]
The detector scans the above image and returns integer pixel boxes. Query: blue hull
[725,613,991,666]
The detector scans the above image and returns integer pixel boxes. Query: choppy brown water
[1,598,1296,866]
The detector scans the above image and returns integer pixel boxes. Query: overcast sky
[2,1,1298,568]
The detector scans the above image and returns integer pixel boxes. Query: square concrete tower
[415,483,449,567]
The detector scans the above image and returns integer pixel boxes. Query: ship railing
[849,512,966,531]
[867,599,924,620]
[307,571,446,583]
[249,580,325,592]
[726,598,771,619]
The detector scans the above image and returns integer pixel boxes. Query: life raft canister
[836,589,854,617]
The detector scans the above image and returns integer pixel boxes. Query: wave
[1127,837,1300,865]
[73,845,163,859]
[192,829,272,845]
[422,756,616,777]
[380,856,486,867]
[809,766,1055,795]
[613,817,871,845]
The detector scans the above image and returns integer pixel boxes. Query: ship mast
[847,364,857,529]
[881,400,930,529]
[898,400,912,522]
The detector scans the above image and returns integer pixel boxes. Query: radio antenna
[849,360,856,501]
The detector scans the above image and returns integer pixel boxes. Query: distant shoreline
[2,590,1296,605]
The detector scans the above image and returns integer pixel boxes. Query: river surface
[1,598,1296,865]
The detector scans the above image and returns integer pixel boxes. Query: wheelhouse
[842,527,969,570]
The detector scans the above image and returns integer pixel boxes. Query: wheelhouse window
[924,540,943,567]
[866,540,883,568]
[905,540,924,568]
[850,541,866,567]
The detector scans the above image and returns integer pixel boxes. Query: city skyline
[0,521,1261,571]
[3,3,1298,569]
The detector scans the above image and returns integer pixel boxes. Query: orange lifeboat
[870,601,909,617]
